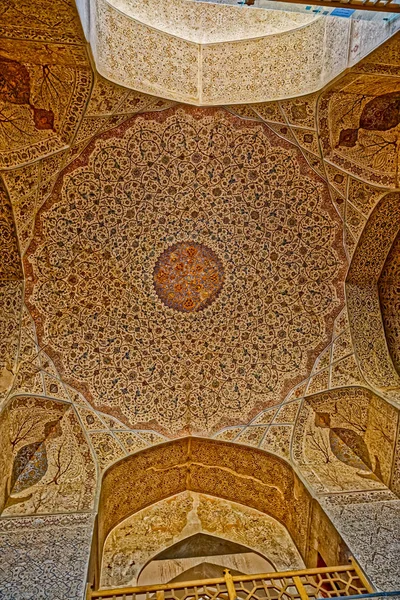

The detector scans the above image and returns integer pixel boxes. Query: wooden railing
[87,560,373,600]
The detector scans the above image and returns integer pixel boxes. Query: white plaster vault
[77,0,400,104]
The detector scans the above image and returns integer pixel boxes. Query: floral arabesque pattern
[379,231,400,376]
[98,437,312,557]
[101,491,304,588]
[0,512,94,600]
[346,192,400,393]
[0,182,23,405]
[0,39,92,170]
[292,387,398,494]
[318,74,400,188]
[25,107,345,435]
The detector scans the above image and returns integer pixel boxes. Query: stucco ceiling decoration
[2,0,400,596]
[153,242,225,313]
[78,0,400,105]
[346,192,400,394]
[24,107,345,436]
[319,74,400,189]
[379,231,400,376]
[0,182,23,403]
[0,40,92,169]
[0,395,96,518]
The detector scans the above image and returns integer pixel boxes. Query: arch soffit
[98,437,313,559]
[346,191,400,394]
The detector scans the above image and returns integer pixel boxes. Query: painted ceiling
[23,107,345,435]
[0,0,400,498]
[78,0,400,105]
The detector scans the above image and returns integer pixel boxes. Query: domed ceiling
[0,0,400,466]
[24,108,345,434]
[2,3,400,597]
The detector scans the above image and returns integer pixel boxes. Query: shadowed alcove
[93,437,350,590]
[137,532,286,586]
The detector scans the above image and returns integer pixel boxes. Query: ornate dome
[25,108,344,434]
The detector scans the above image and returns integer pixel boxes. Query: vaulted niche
[347,191,400,396]
[93,438,350,590]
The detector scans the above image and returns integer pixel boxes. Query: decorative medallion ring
[153,242,225,312]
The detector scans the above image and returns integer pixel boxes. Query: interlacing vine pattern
[379,231,400,376]
[26,108,344,434]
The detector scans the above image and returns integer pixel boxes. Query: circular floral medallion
[153,242,224,312]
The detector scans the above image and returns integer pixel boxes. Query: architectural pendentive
[78,0,400,104]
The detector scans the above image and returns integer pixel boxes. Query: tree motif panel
[0,396,96,516]
[293,387,399,493]
[319,74,400,188]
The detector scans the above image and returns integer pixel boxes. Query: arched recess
[100,491,305,588]
[94,438,350,589]
[0,181,23,406]
[379,231,400,378]
[346,191,400,398]
[139,532,277,586]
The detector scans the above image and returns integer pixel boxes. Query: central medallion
[153,242,225,312]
